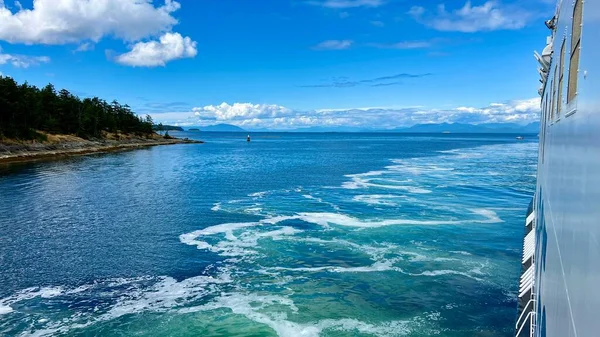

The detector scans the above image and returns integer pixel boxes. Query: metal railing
[515,199,537,337]
[516,311,536,337]
[515,299,535,331]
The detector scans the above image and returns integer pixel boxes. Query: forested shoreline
[0,76,154,140]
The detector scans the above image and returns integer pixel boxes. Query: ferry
[515,0,598,336]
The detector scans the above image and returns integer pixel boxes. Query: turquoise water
[0,132,537,336]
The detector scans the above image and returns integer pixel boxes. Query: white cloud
[409,1,530,32]
[306,0,385,9]
[0,0,197,67]
[149,98,541,130]
[0,0,180,44]
[312,40,353,50]
[370,40,432,49]
[74,42,94,52]
[115,32,196,67]
[0,46,50,68]
[192,103,293,121]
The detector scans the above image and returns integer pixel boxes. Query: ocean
[0,132,538,336]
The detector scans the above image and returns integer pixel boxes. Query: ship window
[545,92,550,123]
[553,65,558,118]
[558,39,565,114]
[550,79,555,120]
[568,0,583,103]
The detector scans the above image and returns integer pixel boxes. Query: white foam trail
[0,305,13,315]
[352,194,403,206]
[408,270,483,281]
[257,226,303,239]
[2,273,234,336]
[179,222,257,251]
[249,191,268,198]
[291,211,500,228]
[244,207,263,215]
[179,294,319,337]
[272,259,401,274]
[179,216,303,257]
[344,170,386,178]
[302,194,341,211]
[181,293,423,337]
[181,209,502,256]
[0,286,70,314]
[342,176,431,193]
[450,251,472,256]
[469,209,503,223]
[105,274,232,318]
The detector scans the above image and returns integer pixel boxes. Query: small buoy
[247,134,251,142]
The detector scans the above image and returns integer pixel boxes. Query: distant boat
[247,135,251,142]
[442,131,451,134]
[516,136,524,140]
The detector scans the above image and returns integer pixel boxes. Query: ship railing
[516,310,536,337]
[515,200,536,337]
[515,299,535,331]
[519,264,535,297]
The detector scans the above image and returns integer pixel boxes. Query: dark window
[567,0,583,103]
[558,39,565,114]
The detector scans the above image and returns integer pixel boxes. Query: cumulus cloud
[409,1,530,32]
[306,0,385,9]
[0,0,197,67]
[115,32,197,67]
[0,46,50,68]
[0,0,180,44]
[192,103,293,121]
[149,98,541,130]
[312,40,353,50]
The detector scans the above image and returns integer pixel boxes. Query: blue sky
[0,0,554,130]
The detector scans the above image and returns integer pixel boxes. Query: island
[0,76,202,163]
[153,125,184,132]
[199,124,246,132]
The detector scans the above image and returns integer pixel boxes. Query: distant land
[191,124,247,132]
[192,122,540,133]
[153,125,184,131]
[387,122,540,134]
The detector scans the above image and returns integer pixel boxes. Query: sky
[0,0,555,130]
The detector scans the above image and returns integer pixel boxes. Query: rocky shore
[0,132,202,164]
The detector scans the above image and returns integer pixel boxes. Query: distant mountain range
[185,122,540,134]
[387,122,540,134]
[192,124,247,132]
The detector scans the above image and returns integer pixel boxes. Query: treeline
[153,125,183,132]
[0,76,154,140]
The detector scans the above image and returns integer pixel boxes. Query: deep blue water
[0,132,538,336]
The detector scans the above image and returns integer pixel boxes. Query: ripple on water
[0,138,536,336]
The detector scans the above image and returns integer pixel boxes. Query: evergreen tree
[0,76,155,140]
